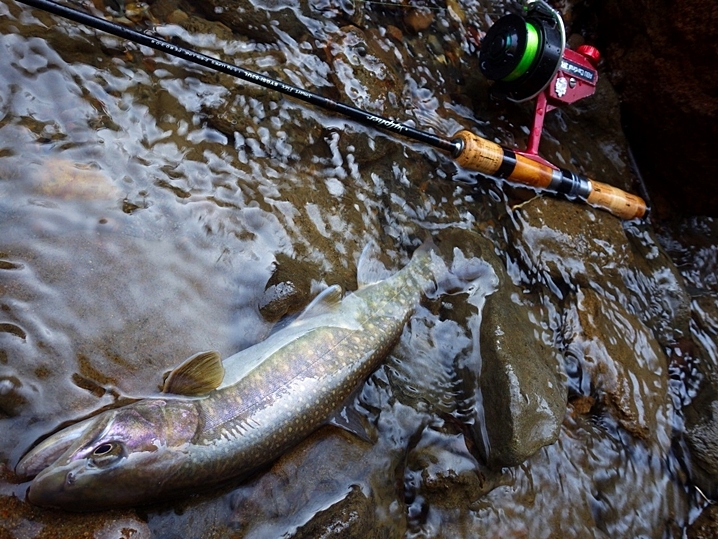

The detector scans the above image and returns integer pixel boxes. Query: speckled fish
[16,245,447,510]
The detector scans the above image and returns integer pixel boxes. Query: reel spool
[479,1,565,102]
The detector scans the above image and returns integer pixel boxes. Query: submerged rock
[325,25,404,116]
[684,372,718,498]
[683,291,718,497]
[292,485,375,539]
[196,0,312,43]
[687,501,718,539]
[506,197,674,452]
[568,287,672,448]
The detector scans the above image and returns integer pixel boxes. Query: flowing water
[0,0,713,537]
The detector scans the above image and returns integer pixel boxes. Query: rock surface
[592,0,718,216]
[478,281,567,468]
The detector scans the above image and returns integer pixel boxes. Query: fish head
[17,399,200,510]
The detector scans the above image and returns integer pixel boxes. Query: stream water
[0,0,715,537]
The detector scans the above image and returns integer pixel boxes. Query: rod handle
[452,130,505,176]
[452,130,648,220]
[586,179,647,220]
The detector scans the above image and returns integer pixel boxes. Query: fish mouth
[16,414,107,479]
[16,420,90,479]
[25,459,108,510]
[25,463,74,508]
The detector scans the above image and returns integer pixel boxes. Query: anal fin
[327,404,376,444]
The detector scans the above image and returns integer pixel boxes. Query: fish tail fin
[356,241,394,288]
[357,238,497,299]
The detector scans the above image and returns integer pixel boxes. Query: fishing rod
[15,0,647,220]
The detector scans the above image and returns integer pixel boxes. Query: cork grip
[586,180,647,220]
[452,130,556,189]
[453,130,504,175]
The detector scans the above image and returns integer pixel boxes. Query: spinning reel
[479,0,601,157]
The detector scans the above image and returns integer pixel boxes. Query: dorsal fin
[294,284,343,322]
[162,351,225,396]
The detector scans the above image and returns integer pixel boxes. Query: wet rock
[93,516,152,539]
[435,228,566,469]
[204,81,323,162]
[33,158,120,200]
[623,222,693,348]
[687,502,718,539]
[292,485,374,539]
[684,296,718,496]
[0,376,28,418]
[404,8,434,34]
[657,217,718,497]
[509,197,691,348]
[508,197,633,292]
[445,0,466,25]
[325,26,404,116]
[404,428,501,536]
[385,25,403,43]
[196,0,311,43]
[227,427,397,538]
[568,287,671,448]
[0,485,147,539]
[259,252,317,322]
[166,9,189,25]
[473,406,688,537]
[503,197,678,450]
[684,371,718,498]
[405,428,495,508]
[478,282,567,468]
[148,0,180,21]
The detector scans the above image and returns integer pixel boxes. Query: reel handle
[451,130,647,220]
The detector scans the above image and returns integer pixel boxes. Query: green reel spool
[503,21,540,82]
[479,2,565,102]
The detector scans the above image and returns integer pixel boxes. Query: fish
[15,244,465,511]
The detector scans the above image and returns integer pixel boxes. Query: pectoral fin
[162,350,225,396]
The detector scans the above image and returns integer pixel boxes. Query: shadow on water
[0,0,712,537]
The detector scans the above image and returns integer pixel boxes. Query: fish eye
[93,443,114,456]
[89,441,124,467]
